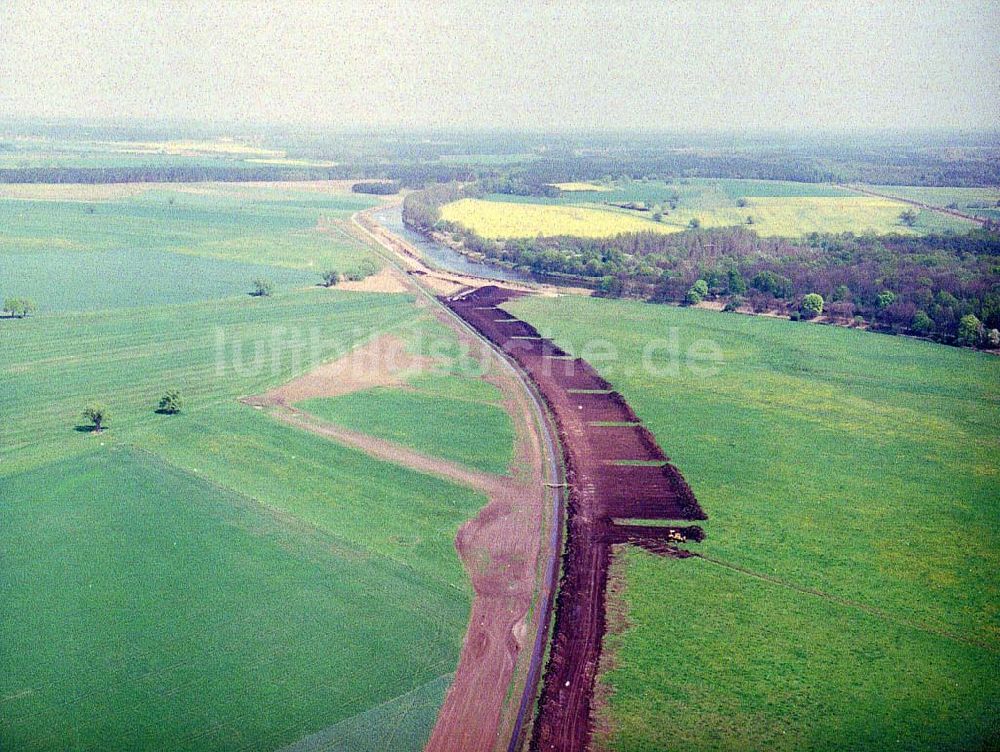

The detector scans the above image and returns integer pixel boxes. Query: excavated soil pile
[445,286,706,752]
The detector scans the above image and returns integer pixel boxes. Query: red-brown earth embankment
[444,286,706,752]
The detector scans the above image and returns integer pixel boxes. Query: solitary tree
[251,278,273,297]
[82,403,109,432]
[688,217,701,229]
[736,197,748,208]
[800,293,824,318]
[899,209,918,227]
[158,389,183,415]
[321,269,341,288]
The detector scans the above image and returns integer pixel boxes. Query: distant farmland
[438,179,975,240]
[440,197,681,239]
[507,294,1000,751]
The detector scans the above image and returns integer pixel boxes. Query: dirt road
[349,214,565,752]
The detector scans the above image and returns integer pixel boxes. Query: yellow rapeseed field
[441,196,931,239]
[664,196,924,236]
[439,198,680,239]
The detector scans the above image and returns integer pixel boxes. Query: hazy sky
[1,0,997,131]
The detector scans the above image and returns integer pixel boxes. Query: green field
[507,295,1000,750]
[298,386,515,475]
[865,184,1000,221]
[0,184,380,311]
[0,177,521,750]
[447,178,975,238]
[0,248,316,311]
[0,283,494,750]
[1,447,473,752]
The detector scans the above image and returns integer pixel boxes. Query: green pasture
[0,180,525,751]
[0,286,493,750]
[298,386,515,475]
[0,248,315,311]
[0,185,378,276]
[507,294,1000,750]
[601,549,999,752]
[0,445,474,752]
[866,184,1000,221]
[0,289,417,474]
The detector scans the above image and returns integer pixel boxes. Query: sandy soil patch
[335,267,411,294]
[245,333,436,407]
[693,299,726,311]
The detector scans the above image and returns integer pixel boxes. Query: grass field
[0,183,383,313]
[0,288,416,473]
[1,447,475,752]
[0,170,512,751]
[298,385,515,475]
[865,184,1000,221]
[443,179,974,239]
[0,182,379,271]
[507,295,1000,750]
[0,288,492,749]
[0,248,316,312]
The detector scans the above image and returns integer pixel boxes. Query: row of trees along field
[403,185,1000,349]
[2,297,36,318]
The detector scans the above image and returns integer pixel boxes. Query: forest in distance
[401,174,1000,349]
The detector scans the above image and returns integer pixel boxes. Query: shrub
[351,181,400,195]
[251,278,273,297]
[321,269,341,287]
[158,389,183,415]
[723,296,743,312]
[876,290,896,310]
[800,293,824,318]
[957,314,983,346]
[911,310,934,335]
[685,279,709,305]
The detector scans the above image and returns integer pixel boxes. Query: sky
[1,0,997,132]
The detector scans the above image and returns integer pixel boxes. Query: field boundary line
[691,552,997,652]
[122,444,465,592]
[277,673,454,752]
[839,184,987,225]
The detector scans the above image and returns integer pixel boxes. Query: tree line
[403,184,1000,348]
